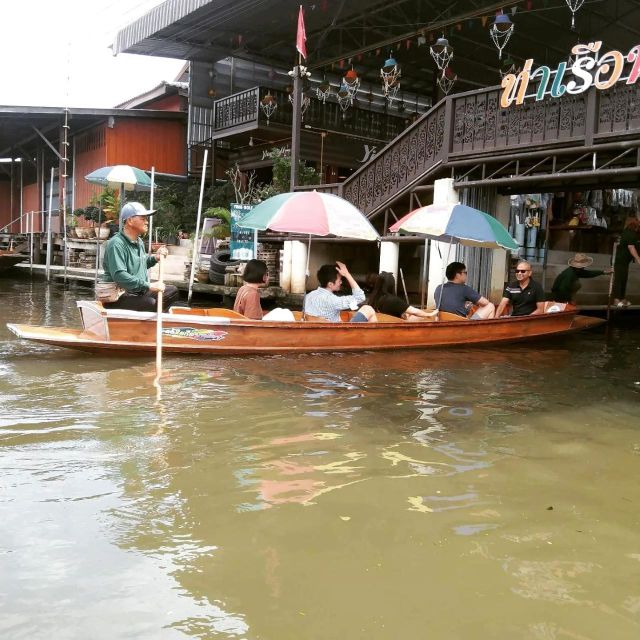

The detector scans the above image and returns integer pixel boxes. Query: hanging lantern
[437,67,457,95]
[490,13,514,60]
[288,92,311,120]
[430,36,453,71]
[260,92,277,124]
[336,82,353,112]
[380,55,401,99]
[343,67,360,99]
[499,55,521,79]
[565,0,585,30]
[316,76,332,103]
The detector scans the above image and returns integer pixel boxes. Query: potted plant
[160,223,180,245]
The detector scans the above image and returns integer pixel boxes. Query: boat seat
[437,311,468,322]
[543,301,568,313]
[169,306,247,319]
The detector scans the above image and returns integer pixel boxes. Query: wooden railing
[324,81,640,217]
[213,88,260,132]
[212,86,409,142]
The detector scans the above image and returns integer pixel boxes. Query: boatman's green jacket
[101,231,157,294]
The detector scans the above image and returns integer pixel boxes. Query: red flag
[296,5,307,60]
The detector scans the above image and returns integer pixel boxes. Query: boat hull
[7,309,605,356]
[0,253,28,273]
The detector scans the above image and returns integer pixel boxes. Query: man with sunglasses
[496,260,545,317]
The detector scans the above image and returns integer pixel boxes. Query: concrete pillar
[290,240,308,294]
[378,241,399,283]
[280,241,292,292]
[426,178,459,306]
[489,194,511,301]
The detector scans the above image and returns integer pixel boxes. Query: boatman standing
[97,202,180,312]
[495,260,545,317]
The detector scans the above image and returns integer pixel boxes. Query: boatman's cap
[120,202,156,223]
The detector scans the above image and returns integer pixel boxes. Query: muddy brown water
[1,276,639,639]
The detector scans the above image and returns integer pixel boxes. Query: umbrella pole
[436,237,454,310]
[148,166,155,253]
[120,183,125,209]
[420,237,429,308]
[399,268,410,305]
[302,234,312,320]
[188,148,208,304]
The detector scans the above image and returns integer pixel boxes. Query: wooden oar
[155,254,165,376]
[606,241,618,323]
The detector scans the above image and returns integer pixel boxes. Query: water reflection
[1,278,640,638]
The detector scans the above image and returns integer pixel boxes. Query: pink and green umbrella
[238,191,379,241]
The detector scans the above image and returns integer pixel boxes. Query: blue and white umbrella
[390,203,518,251]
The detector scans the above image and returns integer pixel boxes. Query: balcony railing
[212,86,410,142]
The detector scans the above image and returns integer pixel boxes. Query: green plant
[271,156,320,194]
[204,207,231,225]
[89,187,120,221]
[211,224,231,239]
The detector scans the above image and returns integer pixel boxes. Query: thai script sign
[501,41,640,108]
[230,203,256,260]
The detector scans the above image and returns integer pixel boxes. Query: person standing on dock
[551,253,612,304]
[612,216,640,308]
[98,202,179,312]
[496,260,545,317]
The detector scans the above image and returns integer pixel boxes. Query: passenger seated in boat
[98,202,180,312]
[496,260,545,317]
[434,262,495,319]
[365,272,438,321]
[233,259,268,319]
[304,262,377,322]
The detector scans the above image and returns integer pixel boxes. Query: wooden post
[290,66,302,189]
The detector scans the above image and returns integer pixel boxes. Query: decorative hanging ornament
[430,36,454,71]
[288,91,311,119]
[437,67,457,95]
[316,77,332,103]
[489,13,514,60]
[336,83,353,112]
[565,0,585,30]
[380,54,401,99]
[499,55,521,79]
[260,92,277,124]
[342,67,360,99]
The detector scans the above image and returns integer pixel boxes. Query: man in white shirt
[304,262,377,322]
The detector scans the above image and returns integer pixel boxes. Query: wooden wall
[22,183,41,232]
[106,118,186,176]
[73,126,108,210]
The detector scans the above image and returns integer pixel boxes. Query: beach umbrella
[390,203,518,308]
[85,165,152,192]
[389,202,518,250]
[85,164,152,215]
[238,191,379,241]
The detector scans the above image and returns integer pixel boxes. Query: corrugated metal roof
[113,0,215,57]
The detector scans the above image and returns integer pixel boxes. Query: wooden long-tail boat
[0,250,28,273]
[6,300,605,355]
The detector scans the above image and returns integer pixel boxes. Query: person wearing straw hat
[98,202,179,312]
[551,253,612,304]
